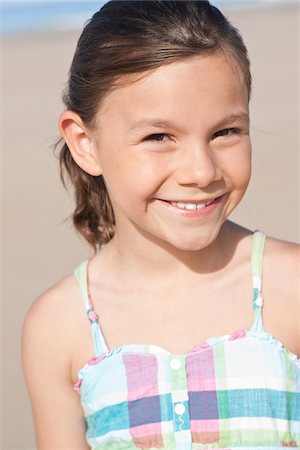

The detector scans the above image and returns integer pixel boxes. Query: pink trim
[228,329,247,340]
[87,354,106,365]
[87,310,98,322]
[74,379,82,391]
[189,341,211,353]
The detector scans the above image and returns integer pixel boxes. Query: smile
[170,200,214,210]
[157,195,225,218]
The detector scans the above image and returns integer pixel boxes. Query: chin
[136,221,222,253]
[163,233,217,252]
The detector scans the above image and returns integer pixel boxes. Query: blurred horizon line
[1,0,299,35]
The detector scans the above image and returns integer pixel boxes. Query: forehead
[97,52,248,129]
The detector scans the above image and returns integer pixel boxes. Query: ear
[58,110,102,176]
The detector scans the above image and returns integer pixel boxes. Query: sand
[2,3,299,449]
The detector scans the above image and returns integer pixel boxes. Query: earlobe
[58,110,102,176]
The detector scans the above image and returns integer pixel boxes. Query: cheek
[239,144,252,184]
[101,151,166,202]
[221,142,252,187]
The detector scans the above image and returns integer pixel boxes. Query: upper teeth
[171,201,213,210]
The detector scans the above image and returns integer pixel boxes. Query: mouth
[156,194,225,218]
[160,195,224,209]
[168,199,215,210]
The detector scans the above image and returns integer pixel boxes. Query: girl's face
[92,52,251,251]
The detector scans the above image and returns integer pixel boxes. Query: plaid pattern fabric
[74,231,300,449]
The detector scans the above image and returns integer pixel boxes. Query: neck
[101,220,238,285]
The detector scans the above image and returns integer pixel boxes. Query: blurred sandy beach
[2,3,299,449]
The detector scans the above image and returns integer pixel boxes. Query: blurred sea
[0,0,298,34]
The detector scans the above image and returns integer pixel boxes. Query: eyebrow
[219,112,249,126]
[129,119,181,132]
[128,112,249,132]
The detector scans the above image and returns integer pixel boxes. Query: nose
[175,142,223,188]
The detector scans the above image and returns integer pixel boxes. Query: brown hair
[56,0,251,253]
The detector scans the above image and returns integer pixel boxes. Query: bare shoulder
[22,269,89,378]
[22,272,91,449]
[262,235,300,355]
[23,272,79,336]
[264,235,299,288]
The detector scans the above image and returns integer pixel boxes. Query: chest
[72,269,300,386]
[94,276,255,354]
[76,334,300,449]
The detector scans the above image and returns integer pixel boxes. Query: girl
[22,1,300,449]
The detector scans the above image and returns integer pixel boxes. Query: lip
[156,194,226,219]
[159,194,225,204]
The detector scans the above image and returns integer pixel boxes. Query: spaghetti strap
[74,260,109,356]
[250,230,266,334]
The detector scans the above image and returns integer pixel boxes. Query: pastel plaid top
[74,231,300,449]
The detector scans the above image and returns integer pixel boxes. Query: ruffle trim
[74,327,300,391]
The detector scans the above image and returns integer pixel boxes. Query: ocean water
[0,0,298,34]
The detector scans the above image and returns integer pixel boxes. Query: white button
[174,403,185,415]
[170,358,181,370]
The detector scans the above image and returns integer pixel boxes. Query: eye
[144,133,170,143]
[212,128,239,139]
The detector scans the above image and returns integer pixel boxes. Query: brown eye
[144,133,170,143]
[213,128,238,139]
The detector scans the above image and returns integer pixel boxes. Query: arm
[277,240,300,352]
[22,288,90,450]
[290,243,300,351]
[264,238,300,357]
